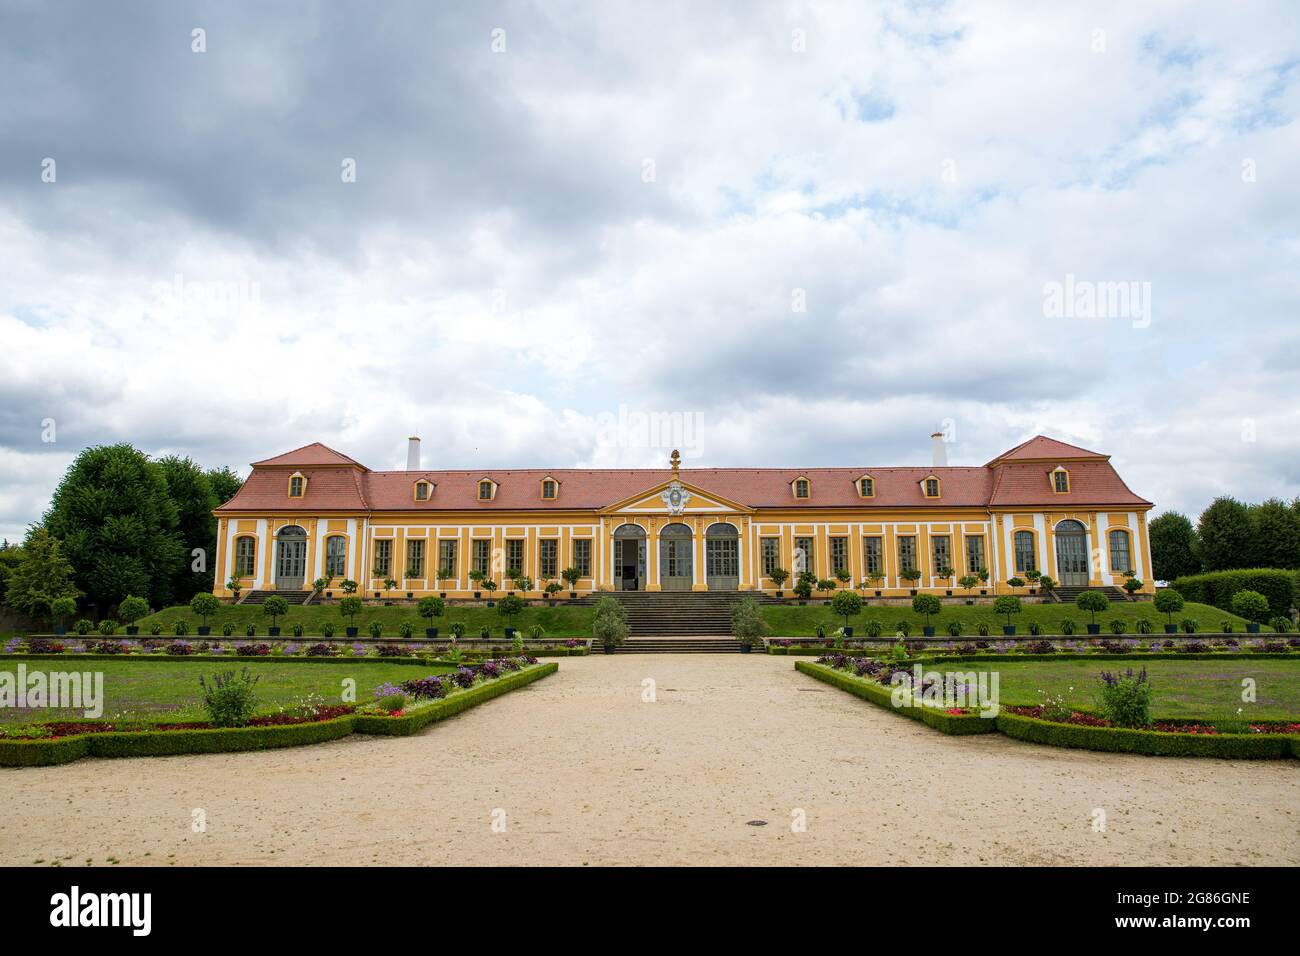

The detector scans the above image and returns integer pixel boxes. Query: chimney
[930,432,947,468]
[406,436,421,471]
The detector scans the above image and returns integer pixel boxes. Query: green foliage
[992,595,1022,624]
[792,577,813,600]
[417,596,445,620]
[1249,498,1300,570]
[43,444,184,612]
[50,596,77,625]
[340,579,358,594]
[864,619,883,638]
[157,455,222,603]
[1172,569,1293,619]
[449,621,466,638]
[3,526,81,623]
[496,593,525,623]
[592,596,629,647]
[994,713,1291,758]
[1134,618,1153,634]
[199,668,260,727]
[1180,618,1197,633]
[957,575,979,592]
[98,619,117,635]
[1095,667,1152,728]
[261,595,289,626]
[375,693,406,712]
[1036,575,1056,594]
[946,619,963,636]
[511,574,533,593]
[768,567,789,588]
[1269,616,1292,633]
[1195,497,1256,571]
[1006,577,1025,589]
[339,596,362,624]
[1121,575,1143,594]
[899,567,921,584]
[1153,588,1185,622]
[729,597,769,647]
[1109,619,1127,634]
[1059,619,1075,635]
[369,621,383,638]
[561,567,581,587]
[1229,589,1269,624]
[831,589,863,624]
[911,593,941,624]
[1075,590,1110,623]
[398,621,413,638]
[117,595,149,624]
[190,592,220,625]
[1148,511,1200,581]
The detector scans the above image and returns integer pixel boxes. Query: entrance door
[1054,521,1089,586]
[659,524,693,591]
[275,527,307,590]
[705,523,739,590]
[614,526,646,590]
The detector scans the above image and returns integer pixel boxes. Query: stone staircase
[241,589,312,605]
[597,590,774,637]
[603,636,749,654]
[1050,585,1130,604]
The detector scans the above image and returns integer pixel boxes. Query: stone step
[242,590,312,605]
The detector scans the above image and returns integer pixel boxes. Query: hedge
[794,662,997,735]
[995,712,1295,759]
[4,653,435,666]
[353,662,558,736]
[1169,569,1296,618]
[0,663,558,766]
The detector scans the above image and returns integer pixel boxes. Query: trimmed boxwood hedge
[6,653,434,665]
[354,662,558,736]
[795,661,997,735]
[1169,569,1296,618]
[0,663,558,766]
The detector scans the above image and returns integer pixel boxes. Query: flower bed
[795,661,998,735]
[0,659,558,766]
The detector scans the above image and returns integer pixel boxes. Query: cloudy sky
[1,0,1298,540]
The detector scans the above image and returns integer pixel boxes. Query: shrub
[1153,588,1185,623]
[497,594,525,627]
[945,619,963,636]
[74,619,94,635]
[339,596,362,627]
[236,643,270,656]
[190,592,221,627]
[1180,618,1198,634]
[910,593,941,627]
[1134,619,1153,634]
[322,622,335,637]
[290,623,303,638]
[198,669,260,727]
[1171,568,1294,619]
[1027,639,1054,654]
[992,595,1022,626]
[117,595,149,625]
[1108,619,1127,635]
[167,641,193,655]
[221,622,235,637]
[374,693,406,713]
[529,624,545,639]
[368,622,383,638]
[1269,616,1292,633]
[417,596,445,622]
[1028,621,1042,636]
[977,622,990,636]
[831,590,863,625]
[730,597,769,648]
[1229,589,1270,624]
[375,644,405,657]
[398,622,413,638]
[1095,667,1152,728]
[592,596,630,648]
[864,620,883,638]
[172,620,189,636]
[98,619,118,636]
[1075,591,1109,624]
[245,624,256,637]
[894,620,911,637]
[479,626,490,639]
[261,596,289,628]
[1060,619,1076,635]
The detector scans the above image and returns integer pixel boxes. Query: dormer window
[540,477,558,500]
[857,476,875,498]
[478,478,496,501]
[793,477,811,499]
[1051,467,1070,493]
[413,480,432,501]
[923,477,941,498]
[288,473,306,498]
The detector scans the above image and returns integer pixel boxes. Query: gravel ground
[1,655,1295,866]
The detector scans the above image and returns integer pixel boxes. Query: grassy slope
[129,597,1268,638]
[0,657,454,725]
[909,658,1300,720]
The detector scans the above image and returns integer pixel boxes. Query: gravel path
[1,655,1295,866]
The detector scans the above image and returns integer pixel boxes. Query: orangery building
[211,434,1155,600]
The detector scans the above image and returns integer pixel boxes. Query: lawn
[762,598,1262,636]
[0,657,454,725]
[912,658,1300,720]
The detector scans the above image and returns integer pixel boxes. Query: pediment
[600,478,753,516]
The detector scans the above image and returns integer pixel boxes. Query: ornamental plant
[118,595,149,627]
[769,567,789,591]
[1095,667,1152,728]
[417,596,445,623]
[449,621,466,638]
[1060,619,1076,635]
[957,575,979,596]
[946,619,963,637]
[864,619,883,638]
[993,595,1022,627]
[244,623,255,637]
[834,568,852,588]
[190,592,220,628]
[1122,575,1143,595]
[1153,588,1185,624]
[1134,619,1153,634]
[561,567,582,590]
[1006,577,1026,589]
[199,668,260,727]
[1075,591,1110,624]
[1269,616,1292,633]
[50,596,77,630]
[592,595,630,649]
[1036,575,1056,597]
[1229,589,1269,624]
[261,595,289,629]
[900,567,921,587]
[226,578,243,600]
[340,579,358,594]
[399,622,413,638]
[831,589,863,628]
[497,593,525,629]
[339,596,362,628]
[98,619,117,636]
[729,597,769,649]
[74,618,93,635]
[792,577,813,600]
[369,621,383,638]
[222,622,235,637]
[911,593,941,628]
[1109,619,1127,635]
[321,621,335,637]
[174,620,189,636]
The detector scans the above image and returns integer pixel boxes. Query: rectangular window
[373,539,392,577]
[760,537,780,576]
[405,539,425,578]
[289,475,304,497]
[925,478,940,497]
[478,481,493,500]
[1054,471,1069,493]
[1014,531,1036,573]
[540,539,558,578]
[862,537,883,576]
[437,540,457,580]
[964,535,985,575]
[859,477,874,497]
[829,536,848,575]
[472,539,491,575]
[325,536,347,577]
[505,539,524,575]
[235,537,256,577]
[573,538,592,577]
[794,536,815,575]
[541,479,557,499]
[1109,530,1132,573]
[794,478,810,498]
[897,535,917,574]
[931,535,951,573]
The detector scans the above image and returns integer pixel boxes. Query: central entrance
[659,522,694,591]
[613,524,647,591]
[275,525,307,590]
[705,522,739,590]
[1055,520,1089,586]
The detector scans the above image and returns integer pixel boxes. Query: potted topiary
[339,596,362,637]
[369,621,383,638]
[937,566,955,596]
[226,577,243,602]
[730,596,768,653]
[417,596,445,637]
[1037,575,1056,601]
[977,567,989,595]
[399,621,413,638]
[545,581,563,605]
[946,619,963,637]
[769,567,789,598]
[382,577,398,605]
[482,577,497,606]
[1121,574,1143,600]
[1154,589,1186,633]
[513,573,534,599]
[834,568,852,593]
[340,578,358,596]
[262,595,288,637]
[817,579,837,605]
[190,592,221,635]
[592,595,629,654]
[1076,591,1109,634]
[437,566,452,599]
[50,596,77,636]
[118,595,149,636]
[469,569,485,599]
[498,593,524,638]
[1006,576,1025,592]
[1230,589,1268,634]
[313,575,333,600]
[957,574,979,606]
[912,593,942,636]
[867,571,884,598]
[1024,569,1041,595]
[831,589,862,636]
[793,571,815,605]
[561,566,581,599]
[900,567,921,596]
[993,595,1022,635]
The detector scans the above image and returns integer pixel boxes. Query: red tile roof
[215,437,1150,514]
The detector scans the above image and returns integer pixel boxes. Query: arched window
[288,473,306,497]
[413,480,432,501]
[325,535,348,577]
[857,476,874,498]
[793,477,810,499]
[923,477,941,498]
[1108,529,1132,573]
[234,536,257,577]
[1013,530,1036,573]
[478,479,495,501]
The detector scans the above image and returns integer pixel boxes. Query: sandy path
[1,655,1295,866]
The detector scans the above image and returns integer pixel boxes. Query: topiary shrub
[1230,589,1270,624]
[910,594,942,629]
[831,590,863,627]
[1075,591,1110,624]
[729,597,769,648]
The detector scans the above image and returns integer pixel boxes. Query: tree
[831,589,863,627]
[190,592,221,627]
[0,539,25,606]
[729,596,769,648]
[43,444,183,613]
[206,466,244,509]
[592,596,629,649]
[1195,497,1256,571]
[417,596,445,623]
[769,567,789,591]
[993,595,1022,627]
[158,455,220,604]
[50,596,77,631]
[911,593,942,627]
[497,593,525,629]
[1075,590,1110,624]
[339,596,362,628]
[1148,512,1199,581]
[1153,588,1184,624]
[4,526,81,623]
[262,595,289,628]
[1250,498,1300,570]
[118,595,150,626]
[957,574,979,597]
[1229,589,1270,624]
